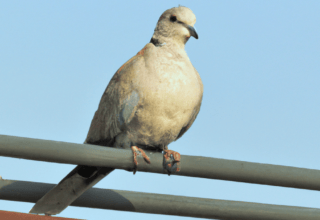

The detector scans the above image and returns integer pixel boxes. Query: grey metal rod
[1,134,320,191]
[1,179,320,220]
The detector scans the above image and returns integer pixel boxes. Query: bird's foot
[163,150,181,175]
[131,146,151,174]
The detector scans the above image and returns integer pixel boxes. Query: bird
[30,6,203,215]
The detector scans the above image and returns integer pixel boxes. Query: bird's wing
[85,53,146,145]
[29,45,149,215]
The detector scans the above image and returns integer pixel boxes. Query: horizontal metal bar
[1,179,320,220]
[1,134,320,191]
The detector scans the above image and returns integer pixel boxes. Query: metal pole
[1,134,320,191]
[1,179,320,220]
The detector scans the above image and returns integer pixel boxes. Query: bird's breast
[127,56,202,146]
[141,57,201,113]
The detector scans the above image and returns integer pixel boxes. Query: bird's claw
[163,150,181,175]
[131,146,151,174]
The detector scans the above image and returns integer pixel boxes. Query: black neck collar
[150,37,165,47]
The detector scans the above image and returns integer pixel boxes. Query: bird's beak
[187,25,198,39]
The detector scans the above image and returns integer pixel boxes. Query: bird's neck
[150,34,186,50]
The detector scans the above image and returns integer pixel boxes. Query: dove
[30,6,203,215]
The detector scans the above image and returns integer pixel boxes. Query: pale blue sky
[1,1,319,219]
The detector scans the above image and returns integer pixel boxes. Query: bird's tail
[29,165,114,215]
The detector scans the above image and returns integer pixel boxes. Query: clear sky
[1,1,319,219]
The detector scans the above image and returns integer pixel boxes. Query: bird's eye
[170,15,177,22]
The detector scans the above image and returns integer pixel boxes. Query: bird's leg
[131,146,151,174]
[163,150,181,175]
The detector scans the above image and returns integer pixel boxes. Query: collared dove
[30,6,203,215]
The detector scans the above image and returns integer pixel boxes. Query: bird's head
[152,6,198,47]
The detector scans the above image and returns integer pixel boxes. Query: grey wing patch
[118,91,140,127]
[85,91,140,145]
[84,78,122,145]
[85,53,145,146]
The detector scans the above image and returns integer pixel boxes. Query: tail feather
[29,165,114,215]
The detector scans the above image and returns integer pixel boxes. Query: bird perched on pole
[30,6,203,215]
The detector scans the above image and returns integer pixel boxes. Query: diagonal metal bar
[1,179,320,220]
[1,134,320,191]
